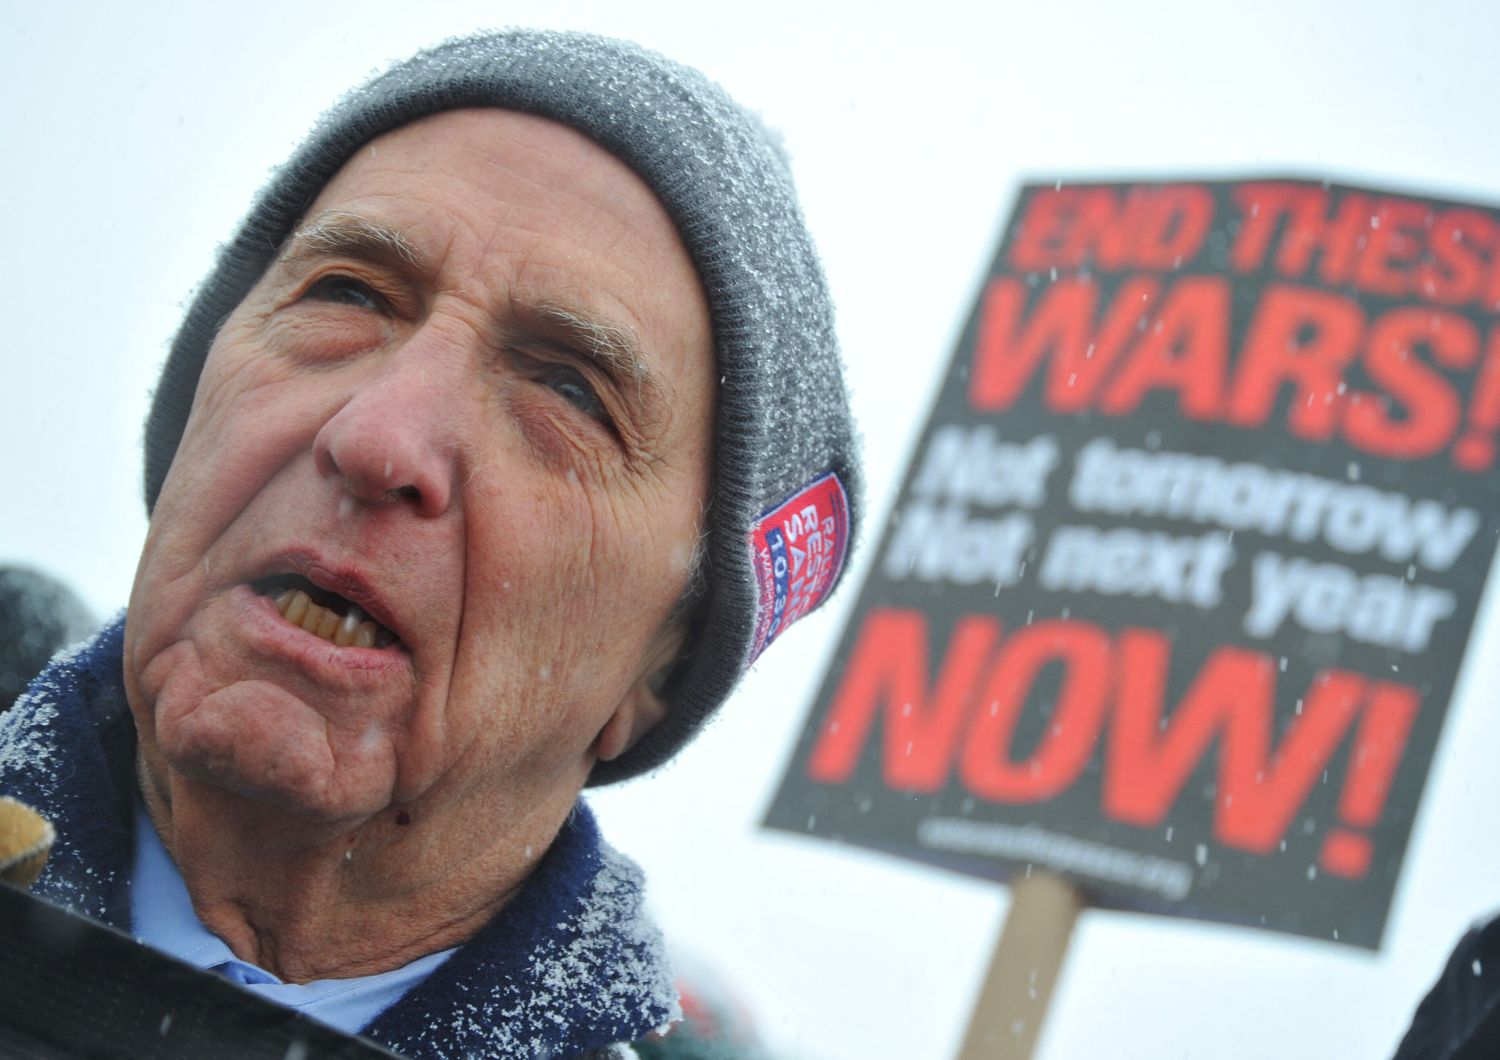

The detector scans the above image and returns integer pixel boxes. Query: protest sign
[765,178,1500,950]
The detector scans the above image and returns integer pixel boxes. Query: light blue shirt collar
[129,809,454,1035]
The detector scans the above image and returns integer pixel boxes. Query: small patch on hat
[748,471,850,662]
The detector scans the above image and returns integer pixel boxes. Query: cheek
[145,352,354,585]
[421,449,702,770]
[128,351,337,679]
[469,469,688,632]
[181,370,325,495]
[444,489,662,691]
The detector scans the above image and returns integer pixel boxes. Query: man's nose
[311,347,462,517]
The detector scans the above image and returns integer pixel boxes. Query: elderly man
[0,30,859,1059]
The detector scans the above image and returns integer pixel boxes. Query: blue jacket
[0,617,678,1059]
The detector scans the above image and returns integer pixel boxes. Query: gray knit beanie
[143,29,861,784]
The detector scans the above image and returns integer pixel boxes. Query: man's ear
[594,624,686,763]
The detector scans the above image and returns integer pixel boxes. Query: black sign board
[765,178,1500,948]
[0,880,404,1058]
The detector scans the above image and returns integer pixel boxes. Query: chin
[155,680,399,826]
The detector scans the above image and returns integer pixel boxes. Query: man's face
[125,109,715,827]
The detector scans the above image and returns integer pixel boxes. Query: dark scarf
[0,617,677,1058]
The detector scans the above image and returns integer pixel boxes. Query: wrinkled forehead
[302,108,691,245]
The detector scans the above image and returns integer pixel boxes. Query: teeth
[300,601,326,635]
[314,607,341,641]
[274,589,385,649]
[334,608,362,647]
[283,589,310,625]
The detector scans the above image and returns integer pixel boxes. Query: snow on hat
[142,29,862,784]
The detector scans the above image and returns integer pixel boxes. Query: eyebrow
[533,302,649,387]
[280,211,428,273]
[526,301,673,435]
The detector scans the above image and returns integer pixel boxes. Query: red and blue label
[748,471,851,662]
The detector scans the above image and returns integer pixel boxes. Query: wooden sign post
[957,872,1082,1060]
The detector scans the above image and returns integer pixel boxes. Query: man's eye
[538,365,610,425]
[304,275,387,311]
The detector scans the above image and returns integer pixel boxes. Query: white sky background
[5,1,1500,1056]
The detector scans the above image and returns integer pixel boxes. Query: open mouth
[251,574,400,649]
